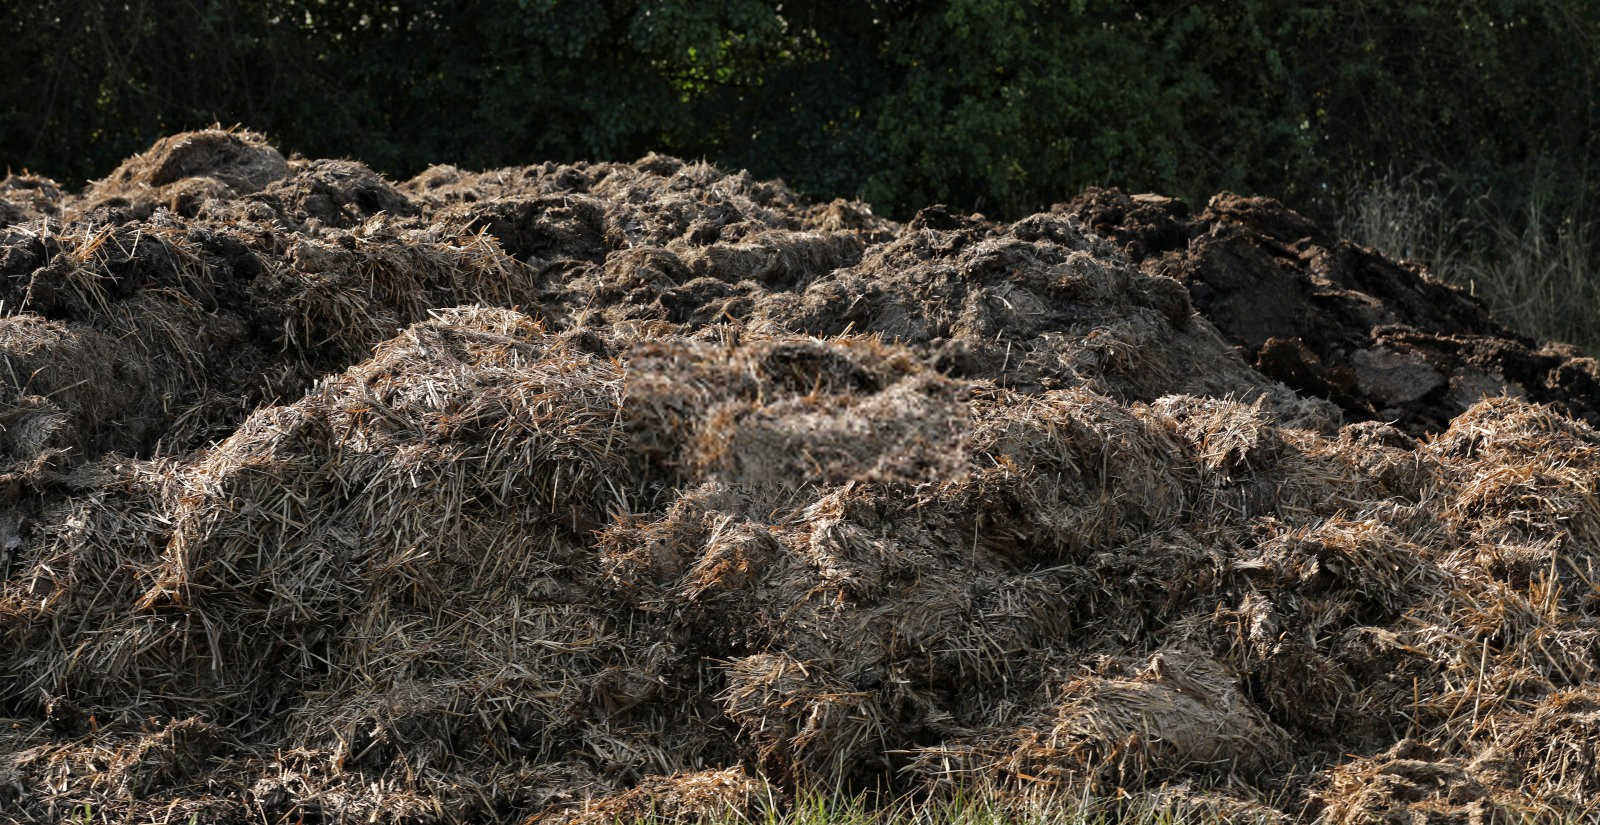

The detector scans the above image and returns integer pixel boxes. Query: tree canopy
[3,0,1595,221]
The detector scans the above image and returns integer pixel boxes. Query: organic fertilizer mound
[3,131,1600,824]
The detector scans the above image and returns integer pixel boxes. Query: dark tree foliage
[1,0,1595,222]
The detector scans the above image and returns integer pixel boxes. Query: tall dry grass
[1340,170,1598,353]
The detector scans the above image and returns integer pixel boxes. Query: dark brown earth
[3,129,1599,824]
[1061,188,1600,434]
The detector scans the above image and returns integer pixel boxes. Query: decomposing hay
[908,648,1296,791]
[526,766,775,825]
[83,127,289,219]
[1,173,63,226]
[259,158,422,230]
[0,193,542,462]
[4,131,1600,823]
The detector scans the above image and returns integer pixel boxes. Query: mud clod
[1062,187,1600,433]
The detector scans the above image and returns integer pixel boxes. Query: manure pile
[3,130,1600,824]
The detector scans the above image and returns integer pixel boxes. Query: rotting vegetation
[3,129,1600,824]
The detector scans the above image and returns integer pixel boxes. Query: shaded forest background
[2,0,1598,344]
[1,0,1592,218]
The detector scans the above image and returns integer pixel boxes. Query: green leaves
[1,0,1594,226]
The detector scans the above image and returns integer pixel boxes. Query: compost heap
[3,130,1600,824]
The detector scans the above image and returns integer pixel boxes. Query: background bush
[4,1,1592,216]
[3,1,1597,341]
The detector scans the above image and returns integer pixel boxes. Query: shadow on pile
[2,129,1599,824]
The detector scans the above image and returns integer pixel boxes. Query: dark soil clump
[1063,188,1600,433]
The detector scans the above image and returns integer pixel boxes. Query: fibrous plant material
[3,131,1600,824]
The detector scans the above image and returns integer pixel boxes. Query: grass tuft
[624,785,1600,825]
[622,785,1284,825]
[1341,169,1599,353]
